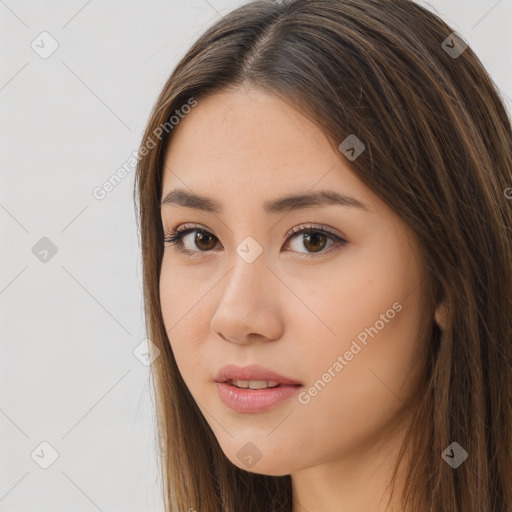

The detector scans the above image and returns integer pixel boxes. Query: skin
[159,85,435,512]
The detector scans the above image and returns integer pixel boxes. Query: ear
[434,300,448,330]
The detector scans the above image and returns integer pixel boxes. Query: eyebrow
[160,188,368,214]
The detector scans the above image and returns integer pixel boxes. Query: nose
[210,254,284,345]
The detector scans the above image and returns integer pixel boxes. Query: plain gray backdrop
[1,1,511,511]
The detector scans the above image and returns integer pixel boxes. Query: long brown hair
[133,1,512,510]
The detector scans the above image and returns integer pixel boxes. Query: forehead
[161,88,377,213]
[164,89,326,164]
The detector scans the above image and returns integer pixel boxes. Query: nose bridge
[222,242,269,305]
[210,244,282,343]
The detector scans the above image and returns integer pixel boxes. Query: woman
[133,1,512,510]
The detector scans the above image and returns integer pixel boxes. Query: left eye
[163,224,347,256]
[285,226,345,254]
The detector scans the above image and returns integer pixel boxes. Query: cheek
[287,294,426,466]
[159,257,211,333]
[159,264,182,340]
[283,249,404,356]
[159,262,211,380]
[290,248,426,408]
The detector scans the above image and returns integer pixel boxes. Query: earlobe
[434,300,448,330]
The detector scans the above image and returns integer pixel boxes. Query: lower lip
[216,381,302,413]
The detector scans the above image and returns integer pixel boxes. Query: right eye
[163,225,220,255]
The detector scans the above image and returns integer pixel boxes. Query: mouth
[216,380,302,413]
[214,364,302,387]
[225,379,282,389]
[214,365,303,413]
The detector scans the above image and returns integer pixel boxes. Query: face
[159,86,430,476]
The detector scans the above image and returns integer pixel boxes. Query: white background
[1,1,510,511]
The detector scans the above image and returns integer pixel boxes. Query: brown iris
[195,231,217,251]
[302,232,327,253]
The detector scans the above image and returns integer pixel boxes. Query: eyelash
[163,223,347,258]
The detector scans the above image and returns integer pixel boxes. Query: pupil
[304,233,327,252]
[196,231,216,250]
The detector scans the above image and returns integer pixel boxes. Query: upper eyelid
[288,223,341,236]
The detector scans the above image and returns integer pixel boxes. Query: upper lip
[215,364,302,385]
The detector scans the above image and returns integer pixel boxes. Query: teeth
[230,379,280,389]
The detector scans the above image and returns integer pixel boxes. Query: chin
[231,459,293,477]
[220,442,299,476]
